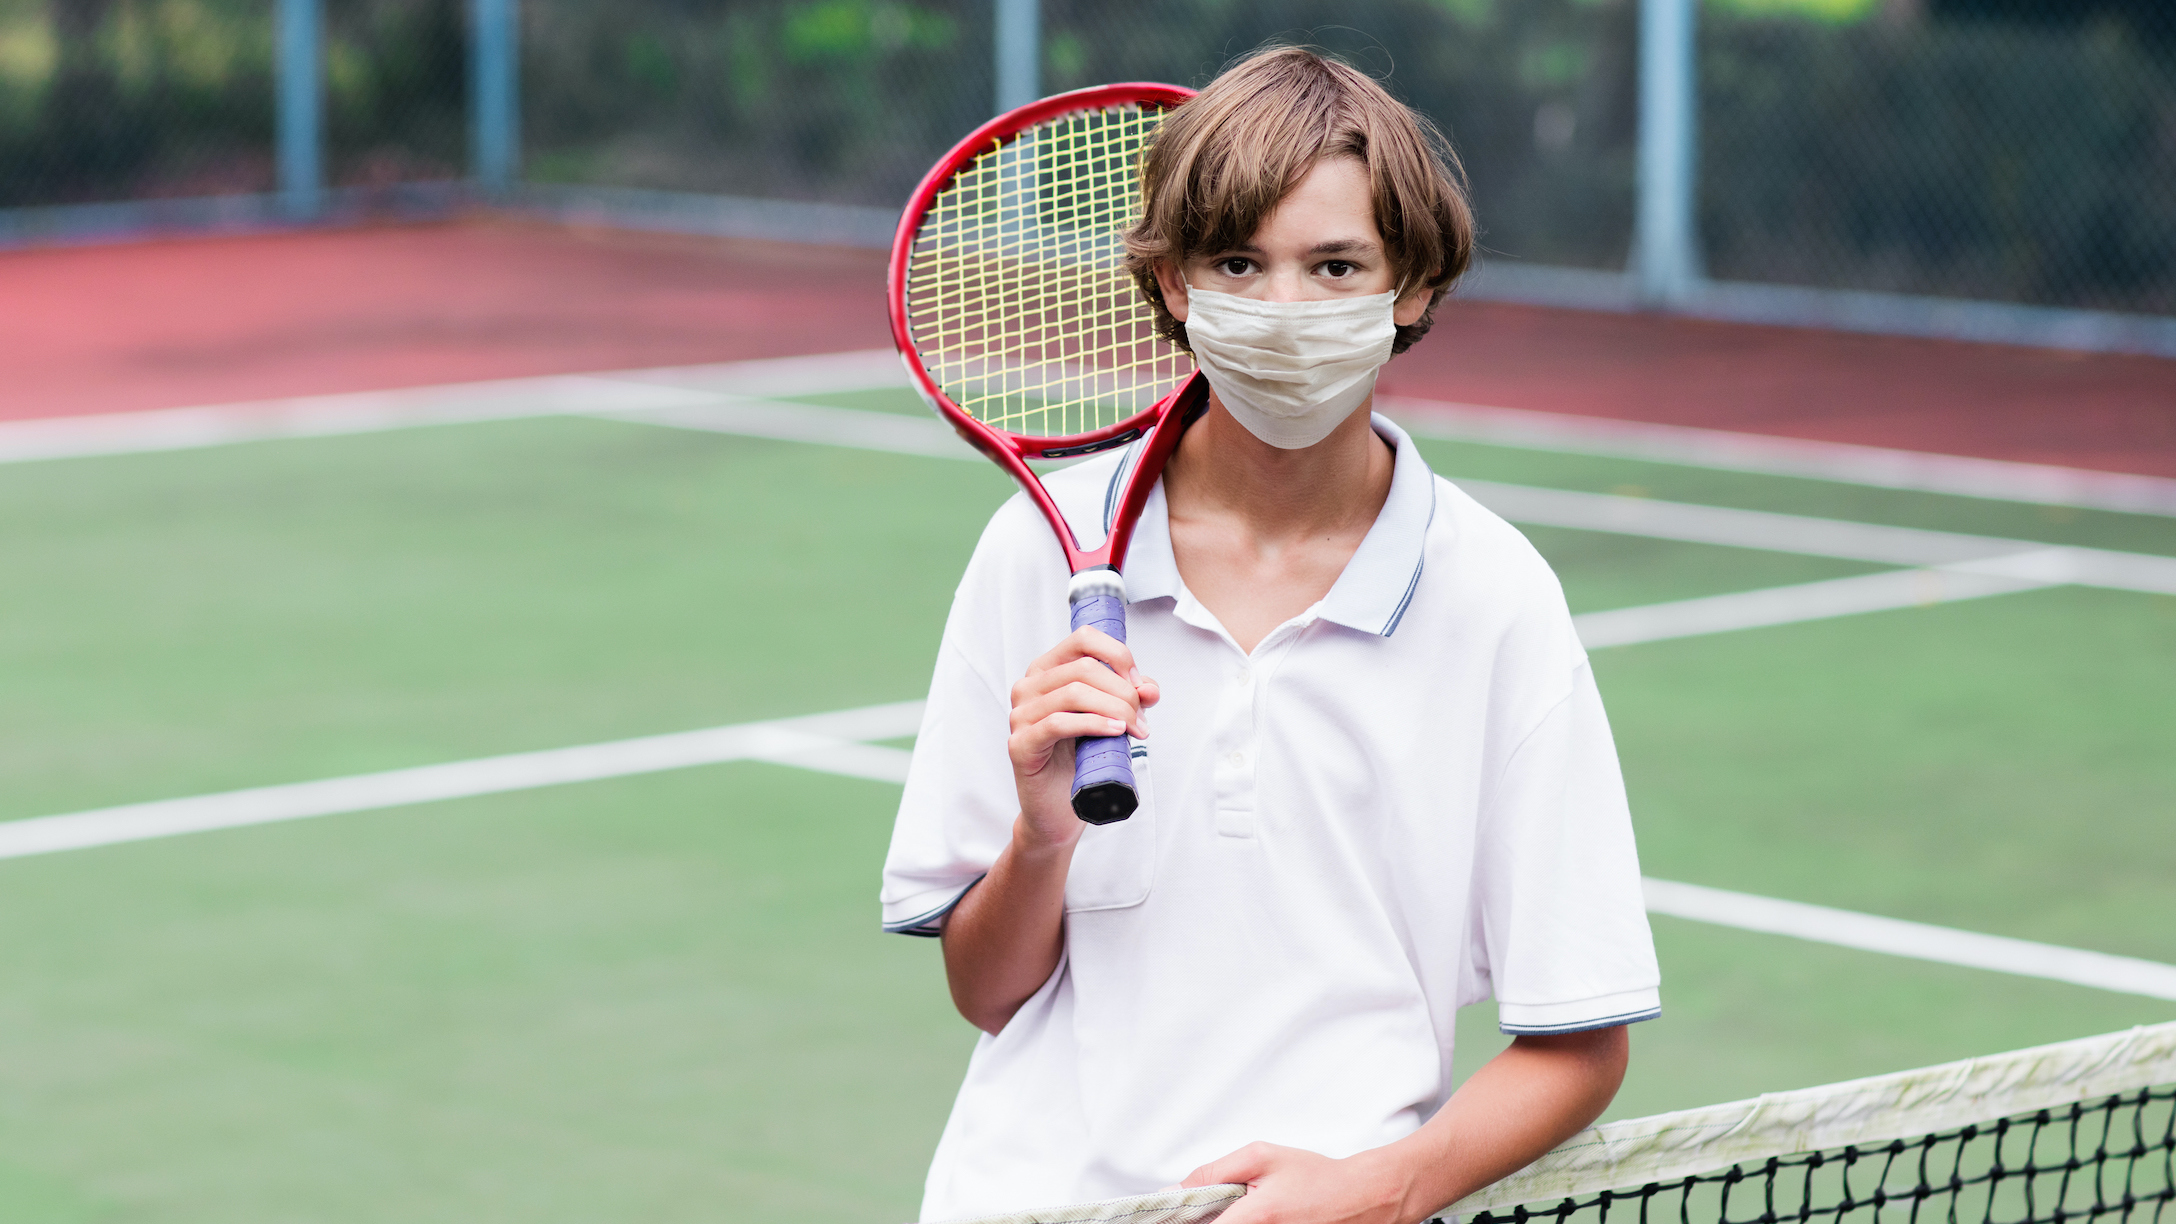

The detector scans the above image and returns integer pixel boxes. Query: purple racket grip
[1067,579,1139,826]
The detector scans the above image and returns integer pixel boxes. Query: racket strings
[906,102,1194,441]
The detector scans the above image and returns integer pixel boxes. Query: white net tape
[921,1021,2176,1224]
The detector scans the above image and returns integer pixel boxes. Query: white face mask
[1182,286,1398,449]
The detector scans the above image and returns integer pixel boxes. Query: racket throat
[1068,568,1140,825]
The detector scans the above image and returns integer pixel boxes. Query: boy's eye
[1217,258,1252,277]
[1321,261,1356,278]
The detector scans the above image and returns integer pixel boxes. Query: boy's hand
[1182,1143,1414,1224]
[1008,628,1159,842]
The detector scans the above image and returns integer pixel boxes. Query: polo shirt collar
[1112,413,1438,638]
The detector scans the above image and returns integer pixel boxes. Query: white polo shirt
[881,416,1660,1222]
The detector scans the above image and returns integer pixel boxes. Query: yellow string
[905,103,1193,440]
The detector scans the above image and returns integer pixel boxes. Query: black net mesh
[1469,1086,2176,1224]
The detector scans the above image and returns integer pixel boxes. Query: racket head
[889,83,1198,468]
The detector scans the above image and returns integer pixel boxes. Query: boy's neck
[1164,395,1397,543]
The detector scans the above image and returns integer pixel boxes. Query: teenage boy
[882,47,1660,1224]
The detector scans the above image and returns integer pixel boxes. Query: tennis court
[0,221,2170,1223]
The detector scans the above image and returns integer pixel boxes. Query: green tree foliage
[0,0,274,206]
[2,0,2171,313]
[324,0,467,185]
[1700,12,2176,310]
[522,0,989,206]
[0,0,465,207]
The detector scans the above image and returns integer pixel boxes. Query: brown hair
[1124,47,1474,355]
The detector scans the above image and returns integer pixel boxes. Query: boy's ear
[1152,261,1191,323]
[1392,274,1438,327]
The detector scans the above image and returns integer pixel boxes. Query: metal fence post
[1635,0,1700,307]
[472,0,520,195]
[995,0,1039,113]
[276,0,323,219]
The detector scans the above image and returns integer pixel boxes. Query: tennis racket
[889,83,1208,827]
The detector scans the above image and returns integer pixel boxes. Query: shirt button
[1235,667,1252,684]
[1227,750,1246,767]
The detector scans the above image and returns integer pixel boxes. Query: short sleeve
[1473,662,1662,1033]
[878,494,1070,936]
[879,631,1018,935]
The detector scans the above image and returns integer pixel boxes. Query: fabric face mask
[1183,286,1398,449]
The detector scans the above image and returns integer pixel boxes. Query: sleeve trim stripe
[880,876,983,937]
[1500,1006,1661,1035]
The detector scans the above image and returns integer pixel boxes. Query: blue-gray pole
[472,0,520,195]
[995,0,1039,113]
[1634,0,1699,307]
[276,0,323,219]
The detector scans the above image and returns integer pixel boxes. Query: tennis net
[936,1021,2176,1224]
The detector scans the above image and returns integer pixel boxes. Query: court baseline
[8,349,2173,519]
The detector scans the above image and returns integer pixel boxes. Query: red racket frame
[887,82,1203,575]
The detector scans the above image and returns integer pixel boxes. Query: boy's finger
[1135,676,1162,709]
[1011,712,1130,764]
[1014,658,1136,711]
[1013,682,1139,736]
[1181,1142,1279,1189]
[1025,628,1133,678]
[1200,1197,1267,1224]
[1059,627,1139,677]
[1017,661,1150,736]
[1051,657,1149,718]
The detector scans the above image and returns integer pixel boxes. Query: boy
[881,47,1660,1224]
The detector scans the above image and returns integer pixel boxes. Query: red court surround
[4,218,2171,476]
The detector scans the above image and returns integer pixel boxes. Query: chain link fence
[0,0,464,212]
[520,0,1641,273]
[1,0,2171,325]
[0,0,278,208]
[1701,2,2176,316]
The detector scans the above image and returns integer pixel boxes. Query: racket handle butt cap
[1071,780,1138,826]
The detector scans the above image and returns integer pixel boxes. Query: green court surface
[1,390,2171,1223]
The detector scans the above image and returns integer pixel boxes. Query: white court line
[11,347,2174,519]
[9,357,2170,597]
[1381,395,2176,519]
[9,699,2169,1001]
[601,396,974,461]
[615,399,2176,598]
[0,350,909,465]
[7,357,2170,991]
[1644,879,2176,1002]
[1569,568,2053,649]
[1455,481,2176,597]
[0,560,2078,863]
[0,701,925,861]
[624,398,2114,640]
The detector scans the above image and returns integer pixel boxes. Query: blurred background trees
[0,0,2170,312]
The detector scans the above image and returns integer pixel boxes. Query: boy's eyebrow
[1204,239,1383,257]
